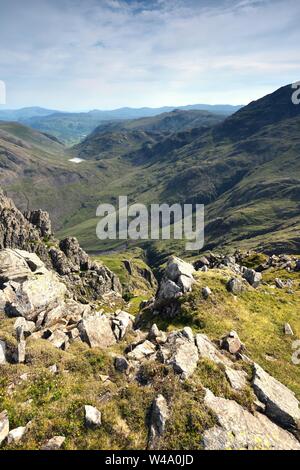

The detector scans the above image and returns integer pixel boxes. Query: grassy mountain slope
[58,84,300,256]
[1,85,299,258]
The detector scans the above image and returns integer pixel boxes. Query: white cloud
[0,0,299,109]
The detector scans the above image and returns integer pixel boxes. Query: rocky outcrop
[0,247,124,356]
[203,389,300,450]
[0,189,122,302]
[24,209,52,239]
[0,190,50,264]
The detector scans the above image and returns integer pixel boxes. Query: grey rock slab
[203,389,300,450]
[252,363,300,431]
[78,313,116,349]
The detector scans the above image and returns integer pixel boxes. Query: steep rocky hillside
[0,194,299,450]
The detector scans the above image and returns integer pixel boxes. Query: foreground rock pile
[0,248,134,362]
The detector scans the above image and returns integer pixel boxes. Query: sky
[0,0,299,111]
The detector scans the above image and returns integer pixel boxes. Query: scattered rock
[194,256,210,270]
[7,422,31,445]
[127,340,156,361]
[226,277,245,295]
[14,317,35,337]
[148,324,167,345]
[114,356,129,372]
[0,340,7,364]
[47,330,69,350]
[243,268,262,288]
[0,410,9,445]
[252,364,300,431]
[284,323,294,336]
[202,286,212,299]
[41,436,65,450]
[48,364,58,374]
[160,331,199,379]
[221,331,243,355]
[275,278,293,289]
[203,389,300,450]
[84,405,102,429]
[111,311,134,341]
[148,395,169,449]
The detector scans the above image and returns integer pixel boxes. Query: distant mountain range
[0,103,242,145]
[0,85,299,257]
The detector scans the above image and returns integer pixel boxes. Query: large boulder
[78,313,116,349]
[252,364,300,431]
[165,256,195,281]
[0,249,32,284]
[203,389,300,450]
[3,270,67,321]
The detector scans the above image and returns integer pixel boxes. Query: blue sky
[0,0,299,110]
